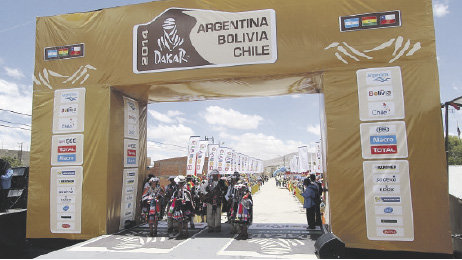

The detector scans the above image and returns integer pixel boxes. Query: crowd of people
[140,171,259,240]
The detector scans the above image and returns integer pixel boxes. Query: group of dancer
[141,170,253,240]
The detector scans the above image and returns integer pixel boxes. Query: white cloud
[433,1,450,18]
[0,121,30,151]
[148,109,185,124]
[217,132,304,160]
[4,67,25,79]
[204,106,263,130]
[0,78,32,115]
[147,123,194,161]
[307,124,321,136]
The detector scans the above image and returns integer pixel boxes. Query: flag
[195,140,209,176]
[362,16,378,26]
[207,144,219,175]
[344,18,359,28]
[380,14,396,25]
[458,124,461,139]
[58,48,69,57]
[70,46,81,56]
[47,49,58,58]
[186,136,200,176]
[298,146,310,173]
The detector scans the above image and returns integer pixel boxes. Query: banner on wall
[207,144,219,174]
[124,139,139,168]
[195,140,209,176]
[51,134,84,166]
[52,88,86,134]
[119,168,138,230]
[133,8,277,73]
[186,136,200,175]
[50,166,83,233]
[360,121,408,159]
[123,97,139,140]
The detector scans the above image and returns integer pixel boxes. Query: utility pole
[18,142,23,165]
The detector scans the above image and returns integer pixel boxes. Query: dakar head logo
[154,18,188,64]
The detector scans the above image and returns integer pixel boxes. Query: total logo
[371,145,398,154]
[58,145,77,153]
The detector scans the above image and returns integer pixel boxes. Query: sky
[0,0,461,163]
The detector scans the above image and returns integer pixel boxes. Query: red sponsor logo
[62,224,71,229]
[58,145,76,153]
[127,149,136,156]
[371,145,397,154]
[383,229,397,235]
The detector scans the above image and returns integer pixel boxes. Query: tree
[448,135,462,165]
[0,156,21,168]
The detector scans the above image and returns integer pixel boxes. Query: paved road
[39,178,320,259]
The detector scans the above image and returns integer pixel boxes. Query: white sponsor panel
[53,88,86,134]
[51,134,84,166]
[360,121,408,159]
[124,139,139,168]
[51,166,82,233]
[123,97,139,139]
[363,160,413,241]
[186,136,200,175]
[119,168,138,230]
[357,67,404,121]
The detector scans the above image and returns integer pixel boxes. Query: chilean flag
[380,14,396,25]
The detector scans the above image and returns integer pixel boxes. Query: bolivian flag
[362,16,377,26]
[58,48,69,57]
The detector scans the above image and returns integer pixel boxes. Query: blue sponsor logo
[384,207,393,213]
[370,135,397,145]
[344,18,360,28]
[63,205,70,211]
[127,157,136,164]
[382,197,400,203]
[373,76,391,83]
[58,154,76,162]
[61,171,76,176]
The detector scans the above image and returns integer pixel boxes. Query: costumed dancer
[225,172,240,231]
[233,182,253,240]
[145,177,164,237]
[141,177,155,223]
[204,169,224,232]
[164,176,177,235]
[170,175,194,239]
[186,175,197,229]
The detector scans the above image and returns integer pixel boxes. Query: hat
[210,169,219,175]
[149,177,159,182]
[175,175,186,183]
[168,176,175,180]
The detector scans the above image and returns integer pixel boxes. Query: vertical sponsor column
[357,67,413,241]
[186,136,200,176]
[50,88,86,233]
[120,97,140,229]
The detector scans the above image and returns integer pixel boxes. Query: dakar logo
[154,18,188,64]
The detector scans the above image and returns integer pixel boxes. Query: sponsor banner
[298,146,309,173]
[45,43,85,61]
[186,136,200,175]
[340,10,401,32]
[51,166,82,233]
[124,139,139,167]
[123,97,139,140]
[119,168,138,230]
[207,144,219,174]
[363,160,413,241]
[51,134,84,166]
[133,8,277,73]
[357,67,404,122]
[224,149,234,175]
[195,140,210,176]
[53,88,86,134]
[315,142,323,173]
[290,155,298,173]
[217,147,226,174]
[360,121,408,159]
[232,152,238,173]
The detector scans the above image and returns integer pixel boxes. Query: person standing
[0,160,12,212]
[171,175,194,239]
[301,177,318,229]
[233,182,253,240]
[146,177,164,237]
[310,174,323,228]
[204,170,224,232]
[164,176,177,234]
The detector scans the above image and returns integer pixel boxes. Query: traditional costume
[142,177,164,237]
[232,183,253,240]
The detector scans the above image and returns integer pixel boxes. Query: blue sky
[0,0,460,162]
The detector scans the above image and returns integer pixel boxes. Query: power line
[0,119,31,127]
[0,108,31,117]
[147,139,187,149]
[0,124,31,131]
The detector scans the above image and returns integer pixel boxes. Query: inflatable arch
[27,0,452,254]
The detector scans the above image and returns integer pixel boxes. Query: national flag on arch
[380,14,396,25]
[344,18,359,29]
[362,16,377,26]
[70,46,81,56]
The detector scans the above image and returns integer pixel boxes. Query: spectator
[0,159,13,212]
[310,174,323,227]
[301,177,318,229]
